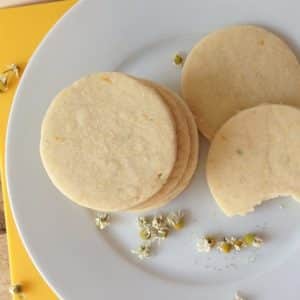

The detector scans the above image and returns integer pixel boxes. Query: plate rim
[5,1,300,299]
[5,1,82,298]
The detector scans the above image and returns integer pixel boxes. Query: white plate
[6,0,300,299]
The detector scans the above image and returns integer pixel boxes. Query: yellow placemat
[0,1,76,299]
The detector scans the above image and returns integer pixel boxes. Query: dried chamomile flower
[0,74,8,92]
[152,215,168,230]
[137,216,152,228]
[223,237,244,251]
[173,53,185,67]
[131,243,152,260]
[206,236,217,248]
[243,233,255,246]
[218,240,233,253]
[231,238,245,251]
[9,284,23,296]
[5,64,20,78]
[196,232,264,255]
[243,233,263,247]
[155,227,169,240]
[167,210,185,230]
[0,64,20,93]
[196,236,216,253]
[252,236,263,248]
[95,213,111,230]
[135,210,187,258]
[139,227,152,240]
[137,214,171,244]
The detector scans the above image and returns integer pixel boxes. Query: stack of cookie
[40,73,199,212]
[182,25,300,216]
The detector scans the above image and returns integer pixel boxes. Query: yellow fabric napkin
[0,1,76,299]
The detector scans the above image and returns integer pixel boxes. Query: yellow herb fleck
[219,241,233,253]
[100,75,112,83]
[173,53,184,66]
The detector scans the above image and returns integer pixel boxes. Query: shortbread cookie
[40,73,177,211]
[207,104,300,216]
[182,25,300,139]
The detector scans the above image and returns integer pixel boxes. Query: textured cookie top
[207,104,300,216]
[182,25,300,139]
[129,81,194,211]
[40,73,177,211]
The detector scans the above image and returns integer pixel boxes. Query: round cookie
[40,72,177,211]
[128,80,191,211]
[130,82,199,211]
[207,104,300,216]
[182,25,300,139]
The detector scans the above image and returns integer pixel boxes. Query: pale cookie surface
[131,84,199,211]
[129,80,191,211]
[182,25,300,139]
[207,104,300,216]
[40,73,177,211]
[147,85,200,210]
